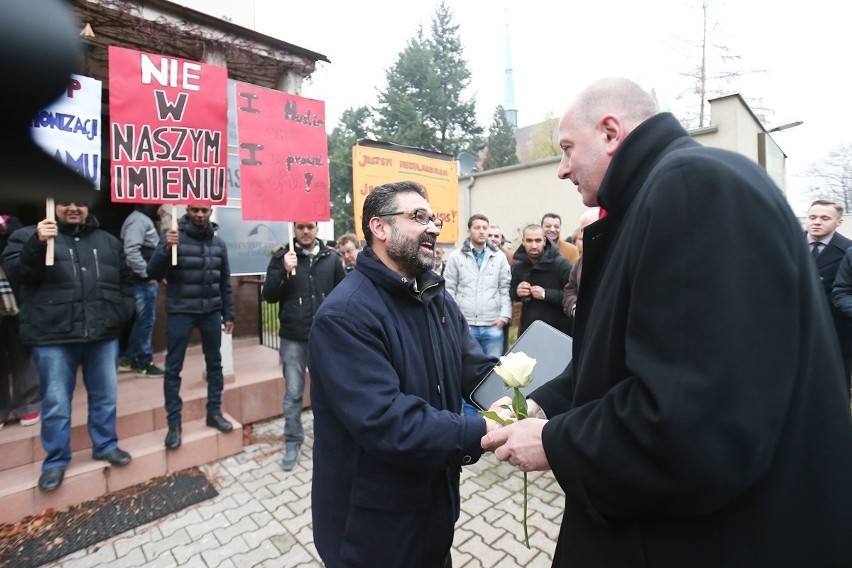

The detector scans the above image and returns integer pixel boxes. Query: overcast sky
[175,0,849,214]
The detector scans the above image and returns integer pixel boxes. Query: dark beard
[387,226,435,278]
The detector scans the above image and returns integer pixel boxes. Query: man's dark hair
[361,181,428,246]
[541,212,562,224]
[468,213,489,229]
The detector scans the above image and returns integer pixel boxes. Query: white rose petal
[493,352,536,388]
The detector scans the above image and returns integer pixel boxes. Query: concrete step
[0,414,243,525]
[0,340,293,526]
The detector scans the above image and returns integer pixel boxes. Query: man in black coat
[3,200,135,492]
[482,77,852,567]
[510,224,572,335]
[805,199,852,384]
[261,221,345,471]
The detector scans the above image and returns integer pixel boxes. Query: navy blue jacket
[2,215,134,345]
[147,216,235,320]
[308,249,496,568]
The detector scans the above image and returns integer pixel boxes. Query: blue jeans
[32,339,119,471]
[163,311,224,427]
[464,325,505,416]
[279,338,308,444]
[469,325,504,358]
[121,282,158,368]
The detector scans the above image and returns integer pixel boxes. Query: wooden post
[290,221,296,276]
[171,204,178,266]
[45,198,55,266]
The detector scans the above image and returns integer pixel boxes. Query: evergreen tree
[374,1,484,156]
[482,105,519,170]
[327,106,372,235]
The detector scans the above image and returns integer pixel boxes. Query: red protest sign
[108,46,228,206]
[235,83,330,221]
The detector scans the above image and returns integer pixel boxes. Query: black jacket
[530,112,852,567]
[510,240,572,334]
[2,215,134,345]
[262,240,345,340]
[147,216,235,320]
[812,231,852,356]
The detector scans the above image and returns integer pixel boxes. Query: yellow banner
[352,145,459,243]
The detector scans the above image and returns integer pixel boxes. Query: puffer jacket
[443,238,512,326]
[262,240,345,340]
[147,216,235,320]
[2,215,134,345]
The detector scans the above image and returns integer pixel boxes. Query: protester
[147,206,235,451]
[443,213,512,358]
[309,180,498,567]
[118,204,165,377]
[510,224,572,335]
[0,211,40,430]
[262,221,344,471]
[482,77,852,567]
[336,233,361,274]
[541,213,579,264]
[486,223,515,269]
[561,207,600,324]
[3,200,134,491]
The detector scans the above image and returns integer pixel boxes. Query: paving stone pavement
[45,411,562,567]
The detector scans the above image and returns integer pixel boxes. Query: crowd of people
[2,75,851,567]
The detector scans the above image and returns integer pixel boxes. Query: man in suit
[806,199,852,380]
[482,77,852,567]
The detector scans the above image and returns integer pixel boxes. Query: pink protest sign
[235,83,330,221]
[108,46,228,206]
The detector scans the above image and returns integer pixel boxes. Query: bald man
[482,77,852,567]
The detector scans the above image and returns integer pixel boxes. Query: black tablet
[470,320,573,410]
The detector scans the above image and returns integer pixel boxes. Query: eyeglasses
[378,208,443,229]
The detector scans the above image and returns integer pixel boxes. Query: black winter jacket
[511,240,573,334]
[262,240,345,340]
[2,215,134,345]
[147,217,235,320]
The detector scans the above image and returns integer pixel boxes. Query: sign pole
[45,198,55,266]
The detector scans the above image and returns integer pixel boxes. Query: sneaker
[136,362,165,377]
[118,359,134,373]
[19,413,40,426]
[282,442,301,471]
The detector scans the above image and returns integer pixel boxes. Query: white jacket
[443,239,512,326]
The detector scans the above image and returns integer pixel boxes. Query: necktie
[812,242,822,258]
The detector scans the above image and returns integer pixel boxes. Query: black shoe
[38,467,65,492]
[95,447,132,466]
[165,425,182,450]
[206,413,233,433]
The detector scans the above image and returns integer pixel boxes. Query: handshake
[480,395,550,473]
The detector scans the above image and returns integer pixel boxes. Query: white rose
[493,352,536,389]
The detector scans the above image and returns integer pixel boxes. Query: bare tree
[804,144,852,211]
[675,0,768,129]
[525,112,560,161]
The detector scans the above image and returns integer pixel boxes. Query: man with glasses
[308,180,500,567]
[147,205,235,451]
[262,220,345,471]
[3,199,135,492]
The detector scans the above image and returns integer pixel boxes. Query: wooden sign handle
[171,204,178,266]
[45,198,55,266]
